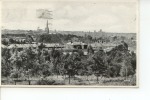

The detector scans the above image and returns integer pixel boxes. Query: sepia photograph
[1,0,138,87]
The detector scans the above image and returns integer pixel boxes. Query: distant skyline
[2,1,138,33]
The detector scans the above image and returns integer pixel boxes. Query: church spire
[45,20,49,34]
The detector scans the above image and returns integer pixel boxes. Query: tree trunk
[87,76,90,85]
[126,68,127,80]
[57,73,58,78]
[100,76,103,80]
[15,80,16,85]
[97,76,99,83]
[7,76,9,82]
[87,75,89,81]
[63,74,64,79]
[88,79,90,85]
[69,74,71,84]
[63,74,65,83]
[51,74,53,79]
[28,80,31,85]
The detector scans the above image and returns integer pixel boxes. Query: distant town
[2,20,136,54]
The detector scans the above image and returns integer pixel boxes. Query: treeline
[36,34,92,43]
[1,42,136,85]
[2,33,135,45]
[2,34,26,38]
[2,34,90,45]
[36,34,135,44]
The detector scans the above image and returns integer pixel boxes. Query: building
[65,42,88,50]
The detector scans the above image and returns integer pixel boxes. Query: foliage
[107,43,136,77]
[10,70,22,79]
[38,43,46,50]
[1,49,12,77]
[87,45,94,55]
[39,62,52,78]
[2,39,9,45]
[36,79,55,85]
[92,48,108,81]
[1,41,136,85]
[1,61,12,77]
[108,64,121,77]
[131,51,136,71]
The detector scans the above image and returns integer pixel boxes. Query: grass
[1,75,136,86]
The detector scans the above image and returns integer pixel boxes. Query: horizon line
[1,29,136,34]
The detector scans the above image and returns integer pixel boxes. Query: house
[65,42,88,50]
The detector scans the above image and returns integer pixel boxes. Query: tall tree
[1,48,12,78]
[63,52,82,84]
[92,48,108,83]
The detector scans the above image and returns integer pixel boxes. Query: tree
[51,48,62,77]
[87,45,94,55]
[108,64,122,77]
[107,42,135,78]
[9,38,15,44]
[92,48,108,83]
[39,62,52,78]
[1,59,12,78]
[10,70,22,85]
[1,48,12,78]
[25,47,37,70]
[38,43,46,50]
[63,52,82,84]
[2,39,8,45]
[119,51,134,79]
[131,51,136,71]
[83,60,93,82]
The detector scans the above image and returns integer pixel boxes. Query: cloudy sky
[2,1,138,33]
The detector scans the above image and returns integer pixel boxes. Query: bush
[102,77,124,83]
[53,80,65,85]
[120,65,134,77]
[36,79,55,85]
[129,74,136,86]
[108,65,121,77]
[10,71,21,79]
[36,79,65,85]
[75,82,87,85]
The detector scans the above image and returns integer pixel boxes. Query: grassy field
[1,75,136,86]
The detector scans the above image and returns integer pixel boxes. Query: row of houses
[2,42,119,55]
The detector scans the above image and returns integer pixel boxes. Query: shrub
[75,82,87,85]
[108,65,121,77]
[129,74,136,86]
[10,71,21,79]
[36,79,55,85]
[53,80,65,85]
[120,65,134,77]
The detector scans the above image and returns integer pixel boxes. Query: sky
[2,1,138,33]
